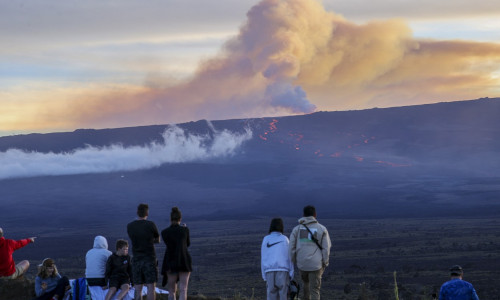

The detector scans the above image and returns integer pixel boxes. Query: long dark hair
[268,218,284,233]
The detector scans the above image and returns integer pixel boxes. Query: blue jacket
[35,274,61,297]
[439,278,479,300]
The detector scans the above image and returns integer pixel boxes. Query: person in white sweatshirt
[261,218,294,300]
[85,235,112,287]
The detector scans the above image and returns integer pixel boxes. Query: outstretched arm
[12,238,34,251]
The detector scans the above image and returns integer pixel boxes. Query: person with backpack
[289,205,331,300]
[261,218,294,300]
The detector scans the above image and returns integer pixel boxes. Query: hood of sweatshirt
[0,237,5,247]
[298,216,318,225]
[93,235,108,249]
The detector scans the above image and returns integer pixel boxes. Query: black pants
[33,276,69,300]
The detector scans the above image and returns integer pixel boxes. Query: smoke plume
[5,0,500,132]
[0,125,252,180]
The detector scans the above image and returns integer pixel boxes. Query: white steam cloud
[0,125,252,180]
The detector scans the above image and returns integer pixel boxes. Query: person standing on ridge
[261,218,294,300]
[289,205,331,300]
[127,203,160,300]
[439,265,479,300]
[0,227,36,279]
[161,207,192,300]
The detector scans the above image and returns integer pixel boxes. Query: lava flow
[256,120,411,168]
[259,119,279,141]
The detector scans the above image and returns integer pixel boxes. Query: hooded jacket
[289,216,331,271]
[105,252,132,282]
[85,236,112,278]
[261,232,294,280]
[0,237,32,277]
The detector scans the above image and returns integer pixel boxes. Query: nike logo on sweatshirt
[267,241,283,248]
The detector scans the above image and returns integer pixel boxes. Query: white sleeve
[261,237,267,281]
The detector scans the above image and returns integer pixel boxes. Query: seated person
[105,239,132,300]
[86,235,112,287]
[0,227,36,279]
[34,258,70,300]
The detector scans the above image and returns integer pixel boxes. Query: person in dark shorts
[161,207,192,300]
[104,239,132,300]
[127,203,160,300]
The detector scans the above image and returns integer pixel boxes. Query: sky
[1,0,500,136]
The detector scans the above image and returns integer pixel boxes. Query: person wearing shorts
[105,239,132,300]
[161,207,192,300]
[0,227,36,279]
[127,204,160,300]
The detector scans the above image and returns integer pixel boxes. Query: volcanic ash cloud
[104,0,500,121]
[18,0,500,131]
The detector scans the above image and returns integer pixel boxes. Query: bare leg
[134,284,143,300]
[177,272,190,300]
[105,287,117,300]
[167,273,178,300]
[116,284,130,300]
[17,260,30,277]
[146,283,156,300]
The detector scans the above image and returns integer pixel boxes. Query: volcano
[1,97,499,231]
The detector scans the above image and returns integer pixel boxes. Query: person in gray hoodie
[85,235,112,287]
[289,205,331,300]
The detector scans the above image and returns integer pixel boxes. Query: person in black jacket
[161,207,192,300]
[104,239,132,300]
